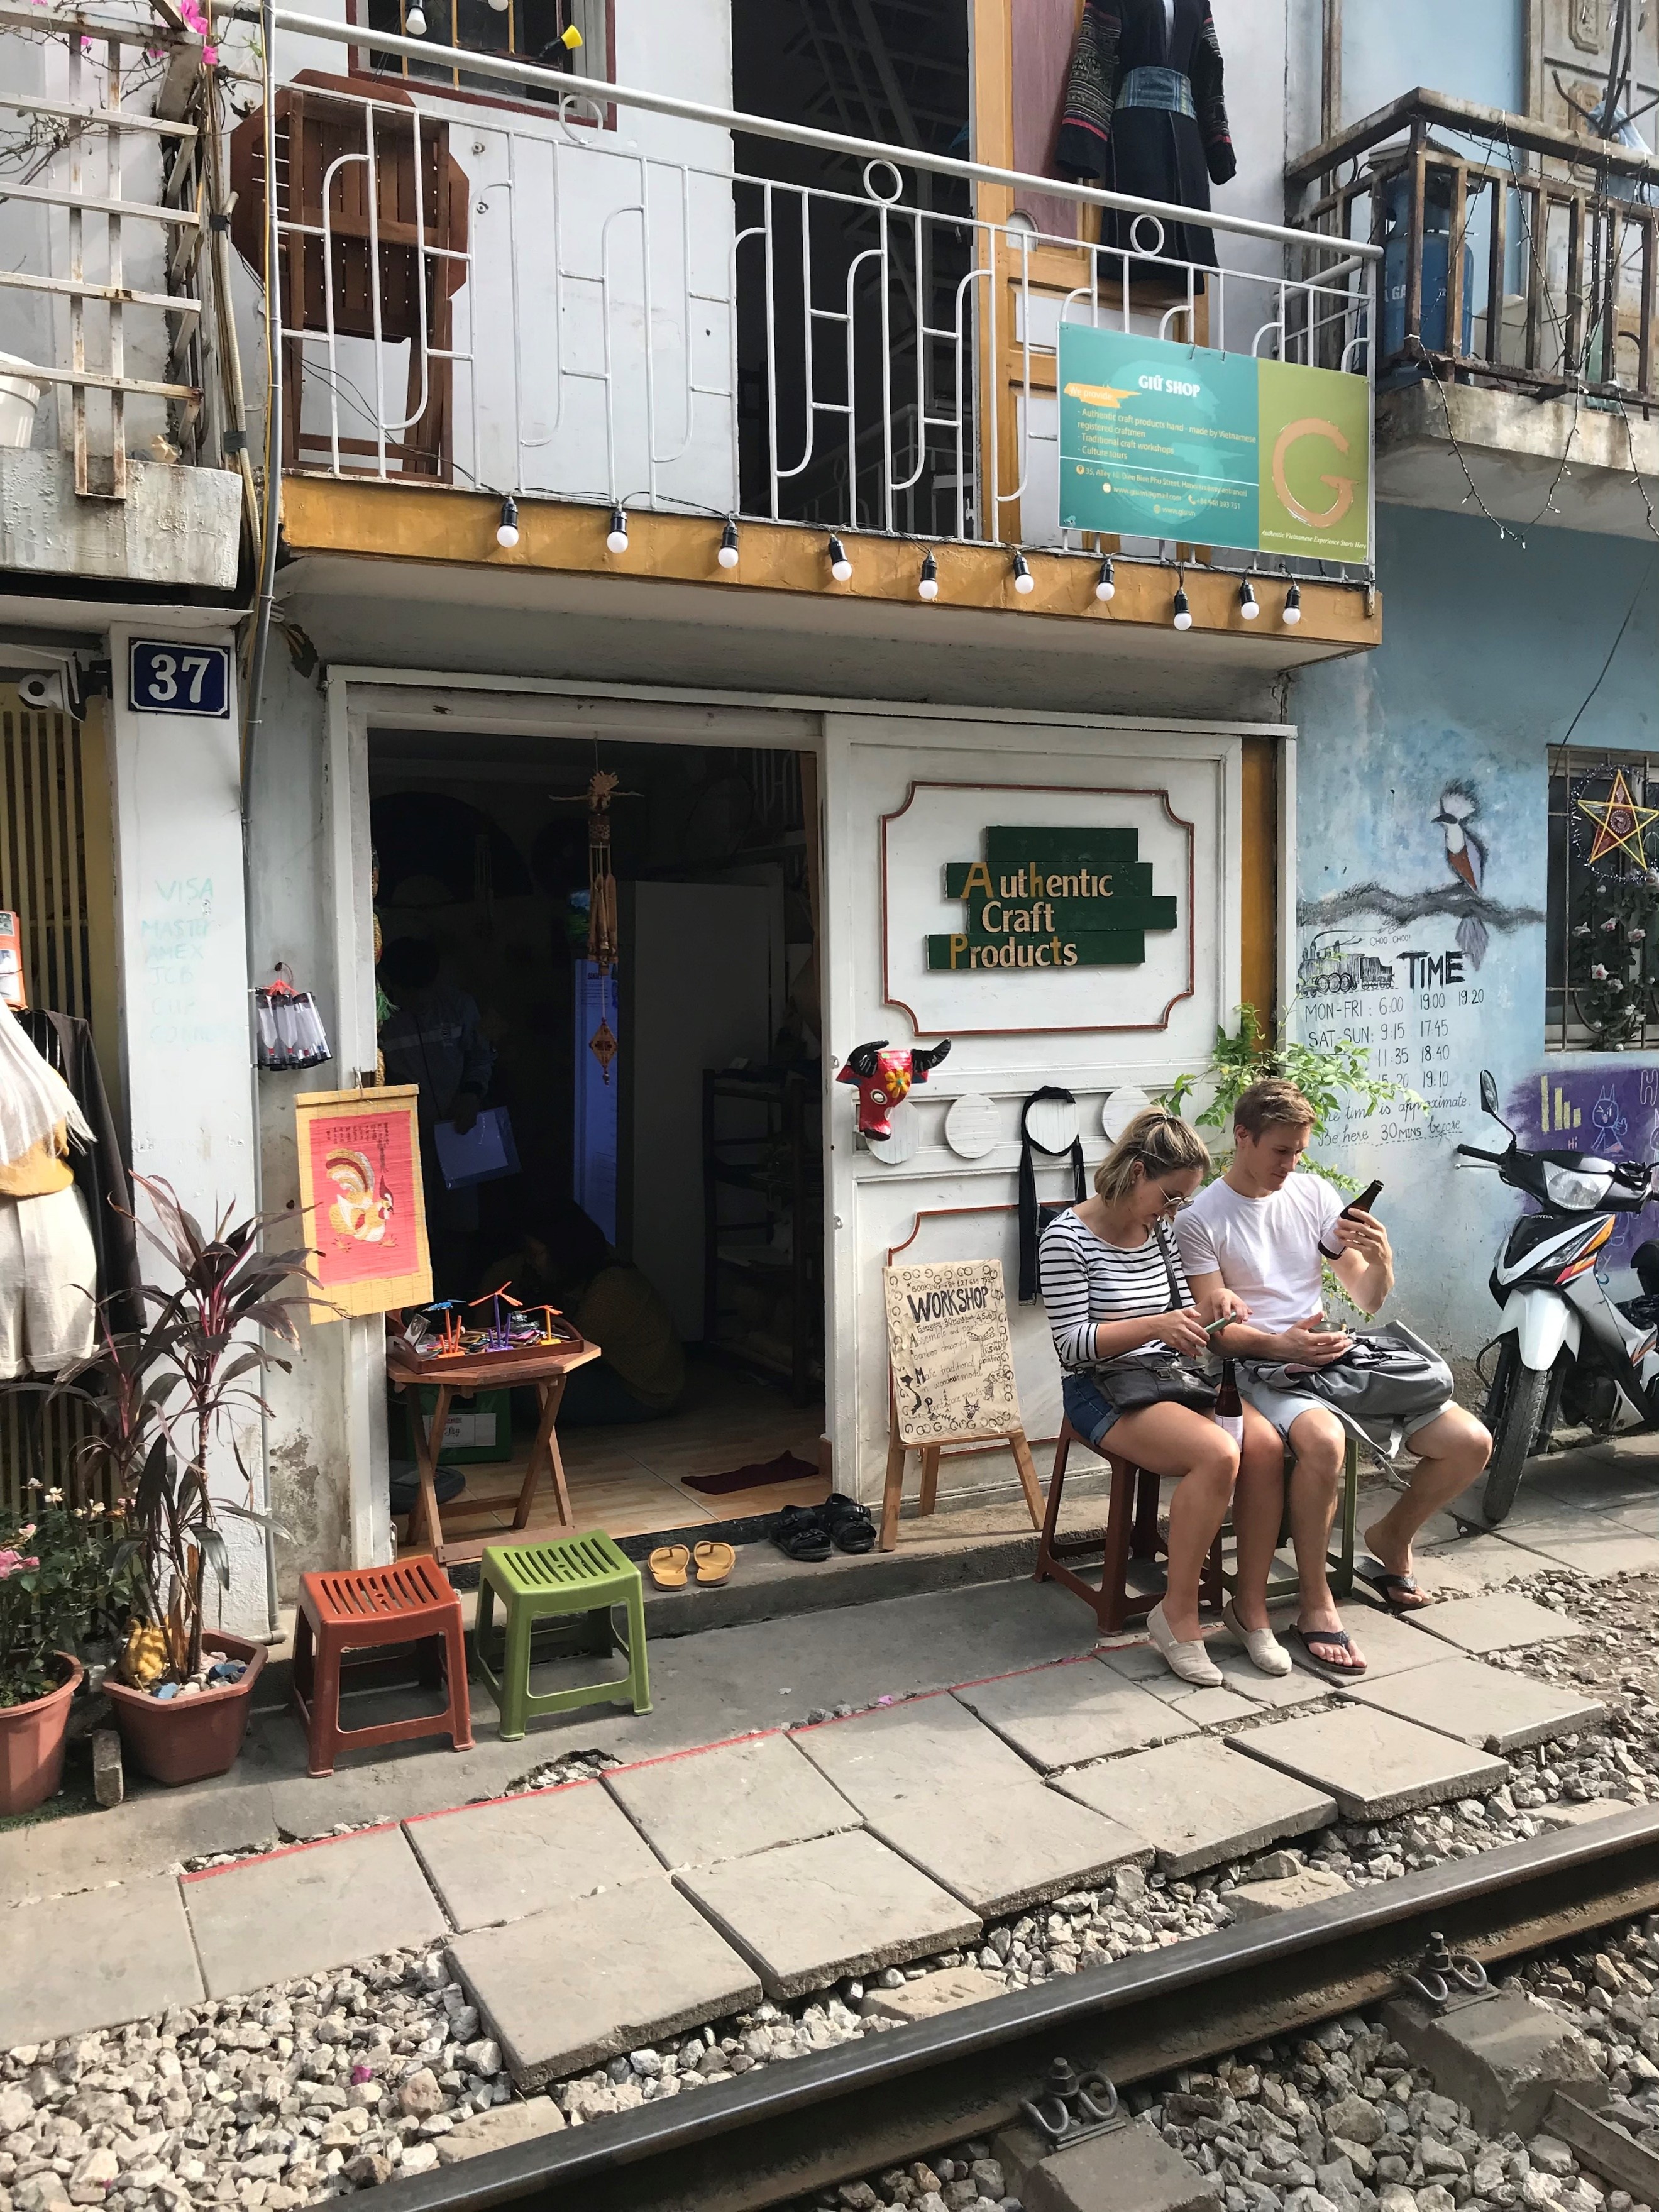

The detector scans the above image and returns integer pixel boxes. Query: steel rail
[387,1804,1659,2212]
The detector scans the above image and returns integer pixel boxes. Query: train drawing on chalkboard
[1298,932,1396,996]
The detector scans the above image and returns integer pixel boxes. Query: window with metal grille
[1547,745,1659,1052]
[360,0,609,94]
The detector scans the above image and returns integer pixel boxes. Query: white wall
[107,620,269,1635]
[821,707,1254,1510]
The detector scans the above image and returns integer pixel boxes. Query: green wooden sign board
[927,825,1177,972]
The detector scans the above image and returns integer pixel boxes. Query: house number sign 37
[927,824,1177,973]
[128,639,231,718]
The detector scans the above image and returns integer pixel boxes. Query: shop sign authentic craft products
[1056,324,1372,564]
[928,823,1177,973]
[294,1084,433,1318]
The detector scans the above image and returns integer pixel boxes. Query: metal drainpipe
[241,0,285,1636]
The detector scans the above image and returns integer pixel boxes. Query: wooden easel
[879,1379,1045,1552]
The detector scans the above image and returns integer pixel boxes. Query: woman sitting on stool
[1038,1109,1287,1688]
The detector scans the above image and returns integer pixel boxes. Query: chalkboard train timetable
[928,825,1178,974]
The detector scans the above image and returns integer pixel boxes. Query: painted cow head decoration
[837,1038,952,1140]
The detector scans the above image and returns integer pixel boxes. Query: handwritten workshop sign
[927,824,1177,972]
[883,1258,1020,1444]
[1057,324,1372,564]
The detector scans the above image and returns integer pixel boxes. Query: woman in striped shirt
[1039,1109,1286,1687]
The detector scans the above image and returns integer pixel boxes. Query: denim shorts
[1061,1371,1122,1450]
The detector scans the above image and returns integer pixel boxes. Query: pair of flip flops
[773,1495,876,1561]
[648,1541,735,1590]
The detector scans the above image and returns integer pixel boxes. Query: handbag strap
[1152,1216,1185,1314]
[1018,1086,1086,1303]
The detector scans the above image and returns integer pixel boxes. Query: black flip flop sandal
[1355,1558,1431,1612]
[773,1505,832,1562]
[820,1494,876,1554]
[1289,1626,1369,1682]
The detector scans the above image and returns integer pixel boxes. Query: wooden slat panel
[1240,736,1278,1030]
[0,686,120,1521]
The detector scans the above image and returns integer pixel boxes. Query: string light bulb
[1282,578,1303,626]
[1095,556,1115,603]
[495,497,518,549]
[1011,549,1034,595]
[404,3,426,31]
[717,517,739,570]
[606,507,629,554]
[918,550,939,600]
[827,534,852,583]
[1172,579,1192,631]
[1238,577,1259,620]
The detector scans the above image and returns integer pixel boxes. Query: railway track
[394,1803,1659,2212]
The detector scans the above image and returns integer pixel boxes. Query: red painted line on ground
[189,1639,1135,1874]
[180,1819,404,1883]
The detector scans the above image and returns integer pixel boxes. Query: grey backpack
[1245,1321,1454,1460]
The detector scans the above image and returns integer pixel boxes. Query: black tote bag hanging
[1018,1085,1086,1302]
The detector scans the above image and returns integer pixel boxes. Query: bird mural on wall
[1434,783,1491,970]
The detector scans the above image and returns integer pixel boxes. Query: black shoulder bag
[1089,1219,1218,1415]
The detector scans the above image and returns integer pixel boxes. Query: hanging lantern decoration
[552,768,639,1086]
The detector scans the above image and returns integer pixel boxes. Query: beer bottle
[1215,1357,1244,1448]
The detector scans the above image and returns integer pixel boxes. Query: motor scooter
[1455,1069,1659,1521]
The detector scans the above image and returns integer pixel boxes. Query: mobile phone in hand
[1321,1180,1382,1258]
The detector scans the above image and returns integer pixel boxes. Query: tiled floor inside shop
[392,1359,830,1551]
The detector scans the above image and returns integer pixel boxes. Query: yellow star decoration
[1577,768,1659,867]
[1062,381,1135,410]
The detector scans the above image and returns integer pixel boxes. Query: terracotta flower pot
[0,1653,83,1818]
[104,1630,266,1788]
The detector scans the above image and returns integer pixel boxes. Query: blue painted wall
[1287,503,1659,1360]
[1342,0,1524,123]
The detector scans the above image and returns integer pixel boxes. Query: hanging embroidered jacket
[1054,0,1236,272]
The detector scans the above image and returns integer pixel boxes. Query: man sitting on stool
[1176,1077,1492,1676]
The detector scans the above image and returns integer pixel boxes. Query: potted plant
[59,1176,309,1787]
[0,1489,129,1817]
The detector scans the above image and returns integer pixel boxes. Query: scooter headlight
[1541,1163,1612,1210]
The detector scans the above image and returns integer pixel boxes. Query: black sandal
[1355,1558,1431,1612]
[819,1493,876,1554]
[773,1505,832,1561]
[1289,1626,1369,1681]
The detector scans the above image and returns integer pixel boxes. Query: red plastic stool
[292,1559,474,1777]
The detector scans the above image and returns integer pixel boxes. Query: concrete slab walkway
[0,1467,1638,2074]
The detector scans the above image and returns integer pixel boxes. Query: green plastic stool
[474,1532,651,1739]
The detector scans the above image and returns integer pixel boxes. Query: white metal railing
[225,6,1380,563]
[0,3,226,498]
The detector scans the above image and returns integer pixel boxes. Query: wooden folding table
[386,1333,601,1566]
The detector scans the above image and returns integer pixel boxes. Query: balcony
[0,1,245,595]
[228,8,1381,658]
[1287,88,1659,541]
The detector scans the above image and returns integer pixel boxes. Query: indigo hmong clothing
[1055,0,1236,272]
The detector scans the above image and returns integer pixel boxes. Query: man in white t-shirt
[1176,1077,1491,1676]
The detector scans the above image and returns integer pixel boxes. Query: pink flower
[1592,964,1609,980]
[16,1524,34,1541]
[0,1551,38,1580]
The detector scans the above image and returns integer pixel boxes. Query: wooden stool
[473,1532,651,1741]
[292,1558,473,1778]
[1033,1419,1223,1635]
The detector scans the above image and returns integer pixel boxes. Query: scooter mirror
[1480,1070,1500,1117]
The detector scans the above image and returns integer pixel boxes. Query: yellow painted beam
[278,478,1382,648]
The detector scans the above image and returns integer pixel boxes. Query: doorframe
[321,666,1294,1551]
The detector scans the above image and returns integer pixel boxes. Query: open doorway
[730,0,974,533]
[369,724,827,1551]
